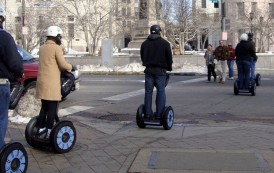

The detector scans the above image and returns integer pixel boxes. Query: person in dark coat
[140,25,173,119]
[235,33,256,89]
[0,6,24,148]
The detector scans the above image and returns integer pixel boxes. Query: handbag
[61,71,75,99]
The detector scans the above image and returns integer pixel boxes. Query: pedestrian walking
[0,6,24,148]
[204,44,216,82]
[227,43,236,80]
[36,26,74,138]
[140,25,173,119]
[235,33,256,89]
[214,40,230,84]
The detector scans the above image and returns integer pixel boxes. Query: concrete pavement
[4,70,274,173]
[5,115,274,173]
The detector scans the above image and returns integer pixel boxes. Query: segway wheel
[250,80,256,96]
[234,80,239,95]
[25,116,40,148]
[0,142,28,173]
[50,121,76,153]
[162,106,174,130]
[136,104,146,128]
[255,73,261,86]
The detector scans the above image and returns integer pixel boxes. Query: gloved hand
[71,64,77,71]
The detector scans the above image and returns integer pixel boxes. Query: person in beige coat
[36,26,74,138]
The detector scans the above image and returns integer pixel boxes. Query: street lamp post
[250,12,254,33]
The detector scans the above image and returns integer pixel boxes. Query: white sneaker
[45,129,52,139]
[37,127,47,135]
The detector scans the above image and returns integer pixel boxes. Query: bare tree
[161,0,200,54]
[59,0,111,55]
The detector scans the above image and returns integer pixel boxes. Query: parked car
[9,46,80,109]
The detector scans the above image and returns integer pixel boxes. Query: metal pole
[22,0,26,49]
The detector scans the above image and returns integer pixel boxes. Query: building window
[214,2,219,8]
[269,3,274,19]
[134,7,138,17]
[122,21,126,27]
[237,2,245,19]
[127,21,131,28]
[201,0,206,8]
[68,23,74,38]
[127,7,131,16]
[67,15,74,22]
[251,2,257,12]
[15,17,21,23]
[122,8,126,16]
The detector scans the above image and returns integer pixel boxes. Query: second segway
[0,142,28,173]
[25,71,78,153]
[136,104,174,130]
[234,79,256,96]
[25,116,76,153]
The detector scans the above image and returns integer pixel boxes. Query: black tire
[234,80,239,95]
[25,116,40,148]
[0,142,28,173]
[162,106,174,130]
[136,104,146,128]
[250,80,256,96]
[50,121,76,153]
[255,73,261,86]
[23,81,36,95]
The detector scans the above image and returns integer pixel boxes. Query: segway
[234,79,256,96]
[255,73,261,86]
[25,71,77,153]
[0,142,28,173]
[25,116,76,153]
[136,74,174,130]
[136,104,174,130]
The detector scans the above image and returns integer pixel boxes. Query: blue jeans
[144,74,167,117]
[250,59,256,80]
[227,60,235,78]
[0,84,10,148]
[237,60,251,89]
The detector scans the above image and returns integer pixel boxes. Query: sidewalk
[6,115,274,173]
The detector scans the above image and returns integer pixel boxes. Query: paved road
[5,72,274,173]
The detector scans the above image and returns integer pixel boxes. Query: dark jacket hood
[147,34,161,40]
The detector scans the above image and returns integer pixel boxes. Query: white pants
[215,60,227,82]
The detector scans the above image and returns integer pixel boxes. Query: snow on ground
[9,62,206,124]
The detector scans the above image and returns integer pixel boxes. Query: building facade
[193,0,274,52]
[0,0,141,54]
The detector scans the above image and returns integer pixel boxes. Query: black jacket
[235,40,256,62]
[0,28,24,82]
[140,34,173,74]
